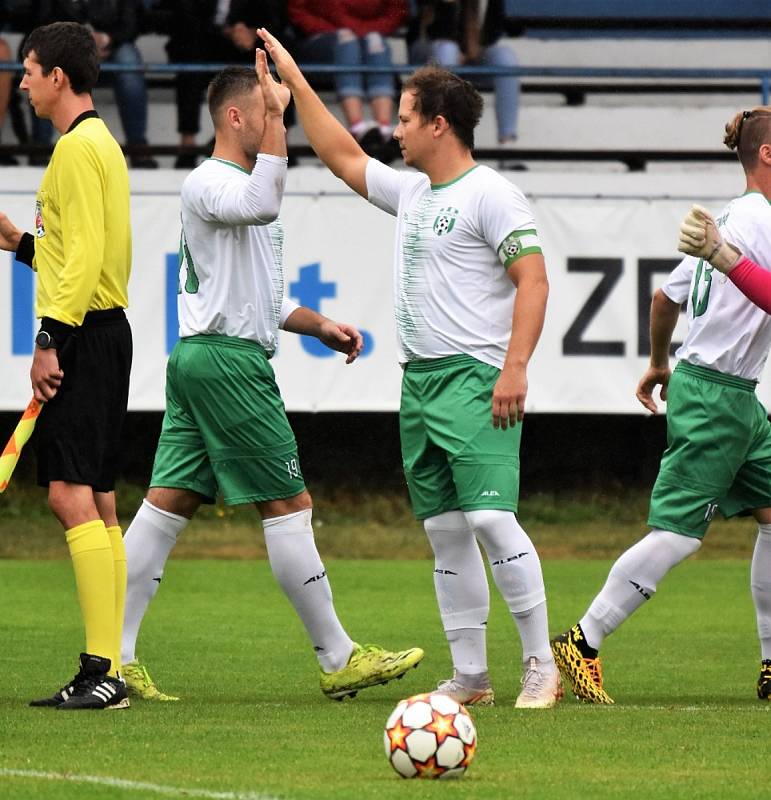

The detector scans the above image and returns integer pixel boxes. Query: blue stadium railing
[1,61,769,170]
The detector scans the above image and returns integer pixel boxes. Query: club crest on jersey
[34,199,45,238]
[433,207,459,236]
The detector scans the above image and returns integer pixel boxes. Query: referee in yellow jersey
[0,22,132,709]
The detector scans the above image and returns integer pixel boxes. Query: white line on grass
[0,768,282,800]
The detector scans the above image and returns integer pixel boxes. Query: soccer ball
[383,693,477,779]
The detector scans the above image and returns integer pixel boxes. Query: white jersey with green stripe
[365,159,542,368]
[661,191,771,381]
[177,155,288,354]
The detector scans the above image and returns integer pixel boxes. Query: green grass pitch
[0,558,768,800]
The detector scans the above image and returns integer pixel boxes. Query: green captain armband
[497,229,542,268]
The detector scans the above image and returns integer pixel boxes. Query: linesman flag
[0,398,42,493]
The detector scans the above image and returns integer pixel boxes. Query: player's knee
[423,510,469,538]
[146,487,202,519]
[649,529,702,561]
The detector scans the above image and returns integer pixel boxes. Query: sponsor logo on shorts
[434,569,458,575]
[480,490,501,497]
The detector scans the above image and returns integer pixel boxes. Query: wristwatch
[35,330,56,350]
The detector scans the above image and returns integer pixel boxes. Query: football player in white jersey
[118,53,424,702]
[678,203,771,314]
[259,29,561,709]
[551,108,771,704]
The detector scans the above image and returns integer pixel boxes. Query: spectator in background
[145,0,287,169]
[0,33,17,164]
[16,1,157,168]
[409,0,520,146]
[222,1,296,144]
[288,0,406,161]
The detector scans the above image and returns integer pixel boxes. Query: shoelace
[352,644,385,662]
[69,675,105,697]
[520,663,546,698]
[131,665,153,688]
[584,657,604,687]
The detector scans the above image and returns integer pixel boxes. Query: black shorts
[36,309,133,492]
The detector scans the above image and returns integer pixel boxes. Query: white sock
[424,511,490,675]
[751,524,771,661]
[580,529,701,650]
[122,499,188,665]
[465,509,553,666]
[513,603,555,667]
[263,509,353,673]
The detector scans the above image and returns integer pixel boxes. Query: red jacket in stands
[288,0,407,38]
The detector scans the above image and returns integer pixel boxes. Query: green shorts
[648,361,771,538]
[400,354,521,520]
[150,335,305,505]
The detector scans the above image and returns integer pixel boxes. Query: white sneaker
[515,657,563,709]
[434,675,495,706]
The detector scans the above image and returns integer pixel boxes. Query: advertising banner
[0,167,761,413]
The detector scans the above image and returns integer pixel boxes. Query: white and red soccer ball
[384,693,477,779]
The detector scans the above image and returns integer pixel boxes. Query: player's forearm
[649,289,681,368]
[727,256,771,315]
[707,240,742,274]
[287,74,366,181]
[259,113,288,159]
[503,271,548,371]
[282,305,328,338]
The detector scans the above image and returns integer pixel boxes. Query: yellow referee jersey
[32,114,131,327]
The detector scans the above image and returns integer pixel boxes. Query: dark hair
[22,22,99,95]
[208,66,259,122]
[724,107,771,171]
[401,66,483,150]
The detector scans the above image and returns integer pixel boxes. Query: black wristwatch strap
[40,317,75,349]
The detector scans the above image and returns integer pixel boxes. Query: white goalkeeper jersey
[661,191,771,381]
[177,155,290,355]
[365,159,542,369]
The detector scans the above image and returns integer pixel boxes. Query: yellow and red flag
[0,398,42,493]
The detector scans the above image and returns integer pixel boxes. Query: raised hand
[678,205,720,259]
[256,48,290,116]
[677,204,741,274]
[256,28,304,87]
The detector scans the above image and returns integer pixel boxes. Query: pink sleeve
[729,256,771,314]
